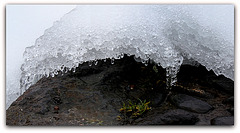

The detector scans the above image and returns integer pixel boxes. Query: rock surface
[211,116,234,125]
[135,109,199,125]
[212,76,234,95]
[170,94,213,113]
[223,96,234,105]
[6,55,234,126]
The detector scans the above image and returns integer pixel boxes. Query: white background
[1,0,239,132]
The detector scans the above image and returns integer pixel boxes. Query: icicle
[165,65,180,90]
[50,73,55,77]
[65,68,69,73]
[73,67,76,73]
[144,62,148,66]
[116,54,121,59]
[144,54,150,66]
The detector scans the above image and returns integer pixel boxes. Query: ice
[20,5,234,94]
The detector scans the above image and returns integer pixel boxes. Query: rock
[211,116,234,125]
[6,66,122,126]
[177,64,218,86]
[223,96,234,105]
[171,94,213,113]
[7,56,161,126]
[6,55,233,126]
[160,109,199,125]
[54,106,59,114]
[136,109,199,125]
[227,108,234,115]
[212,75,234,95]
[150,93,163,106]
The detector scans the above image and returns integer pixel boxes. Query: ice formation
[20,5,234,93]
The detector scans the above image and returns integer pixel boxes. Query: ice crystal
[20,5,234,93]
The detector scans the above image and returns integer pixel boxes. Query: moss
[119,99,151,118]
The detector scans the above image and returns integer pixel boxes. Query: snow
[6,5,234,109]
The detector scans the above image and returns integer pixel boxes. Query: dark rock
[227,108,234,115]
[6,75,122,125]
[36,106,50,115]
[6,56,142,126]
[171,94,213,113]
[150,93,163,106]
[137,109,199,125]
[172,84,213,99]
[211,116,234,125]
[160,109,199,125]
[212,76,234,95]
[6,55,234,126]
[52,96,62,105]
[54,106,59,114]
[71,64,104,77]
[223,96,234,105]
[177,64,217,86]
[128,88,145,100]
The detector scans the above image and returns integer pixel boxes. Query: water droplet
[88,61,93,66]
[94,60,98,65]
[54,71,58,75]
[51,73,55,77]
[120,53,124,58]
[145,54,150,59]
[79,61,84,64]
[111,58,115,64]
[116,54,121,59]
[65,68,69,73]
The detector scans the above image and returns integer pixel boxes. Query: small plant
[153,65,158,73]
[119,99,151,118]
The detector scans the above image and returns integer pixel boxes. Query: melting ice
[20,5,234,94]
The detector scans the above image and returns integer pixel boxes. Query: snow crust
[20,5,234,93]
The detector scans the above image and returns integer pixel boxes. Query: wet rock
[170,94,213,113]
[136,109,199,125]
[211,116,234,125]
